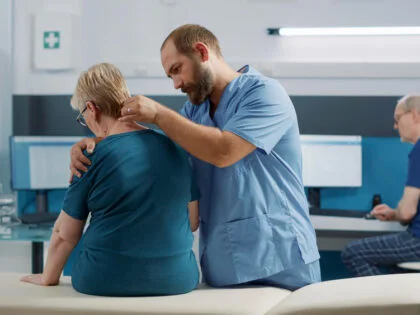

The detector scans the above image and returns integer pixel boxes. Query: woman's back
[62,130,199,296]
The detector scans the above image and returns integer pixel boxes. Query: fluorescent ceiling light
[267,27,420,36]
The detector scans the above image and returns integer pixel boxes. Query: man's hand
[20,274,57,286]
[69,138,102,183]
[371,204,396,221]
[120,95,161,124]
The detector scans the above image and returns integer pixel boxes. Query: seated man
[342,95,420,276]
[21,63,200,296]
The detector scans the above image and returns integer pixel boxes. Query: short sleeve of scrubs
[223,82,294,155]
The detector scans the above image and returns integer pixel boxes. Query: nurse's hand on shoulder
[69,137,102,183]
[120,95,160,124]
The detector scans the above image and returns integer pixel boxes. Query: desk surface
[311,215,405,233]
[0,224,52,242]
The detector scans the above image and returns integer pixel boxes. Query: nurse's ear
[192,42,209,62]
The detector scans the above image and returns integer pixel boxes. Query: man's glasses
[394,111,410,125]
[76,104,88,127]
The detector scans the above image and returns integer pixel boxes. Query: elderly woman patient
[21,63,200,296]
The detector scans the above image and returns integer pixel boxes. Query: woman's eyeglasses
[76,104,88,127]
[76,101,100,127]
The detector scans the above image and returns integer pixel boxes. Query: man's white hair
[397,95,420,112]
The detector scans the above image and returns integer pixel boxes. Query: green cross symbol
[43,31,60,49]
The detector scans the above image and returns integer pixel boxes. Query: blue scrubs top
[62,130,199,296]
[406,139,420,237]
[181,66,320,286]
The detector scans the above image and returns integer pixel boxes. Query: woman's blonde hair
[70,63,130,118]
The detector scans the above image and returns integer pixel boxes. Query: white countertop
[311,215,405,233]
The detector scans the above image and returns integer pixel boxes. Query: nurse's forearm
[155,105,228,167]
[42,230,79,285]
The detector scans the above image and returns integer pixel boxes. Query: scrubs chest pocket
[225,215,281,281]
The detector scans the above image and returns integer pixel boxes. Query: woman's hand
[69,137,102,182]
[20,274,57,286]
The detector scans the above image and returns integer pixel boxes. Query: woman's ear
[86,101,96,112]
[86,101,101,121]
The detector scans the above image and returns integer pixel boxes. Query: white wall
[13,0,84,95]
[0,0,28,273]
[0,0,12,193]
[12,0,420,96]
